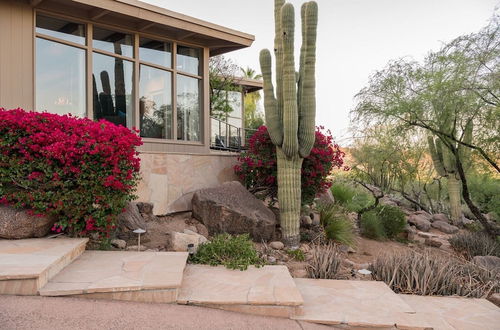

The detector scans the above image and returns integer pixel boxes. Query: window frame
[34,9,205,146]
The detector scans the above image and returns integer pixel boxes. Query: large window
[35,13,203,143]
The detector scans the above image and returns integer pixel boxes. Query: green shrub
[360,211,386,240]
[371,250,498,297]
[330,183,356,205]
[287,249,306,261]
[467,173,500,221]
[190,234,265,270]
[319,204,355,246]
[449,231,500,259]
[375,205,406,238]
[330,182,373,212]
[307,243,343,279]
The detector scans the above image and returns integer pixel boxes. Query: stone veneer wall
[135,152,238,215]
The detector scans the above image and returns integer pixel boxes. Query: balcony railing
[210,116,256,152]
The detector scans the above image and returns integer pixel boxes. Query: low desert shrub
[287,249,306,261]
[190,234,264,270]
[360,211,386,240]
[330,181,373,212]
[371,250,498,297]
[0,108,142,238]
[375,205,406,238]
[319,204,355,246]
[307,243,343,279]
[449,231,500,259]
[234,126,346,205]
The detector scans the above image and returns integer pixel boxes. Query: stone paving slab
[39,251,188,296]
[400,294,500,330]
[0,238,88,295]
[177,264,303,307]
[292,279,434,329]
[0,238,88,280]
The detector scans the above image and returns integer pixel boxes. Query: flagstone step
[399,294,500,330]
[177,264,303,318]
[39,250,188,304]
[0,238,88,295]
[292,279,434,330]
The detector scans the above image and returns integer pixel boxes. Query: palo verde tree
[353,16,499,236]
[259,0,318,247]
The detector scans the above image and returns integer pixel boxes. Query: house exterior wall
[0,1,34,110]
[136,152,238,215]
[0,0,242,215]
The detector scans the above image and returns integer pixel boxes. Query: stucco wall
[136,152,238,215]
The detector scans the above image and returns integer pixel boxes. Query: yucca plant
[307,242,343,279]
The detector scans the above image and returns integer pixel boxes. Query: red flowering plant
[234,126,346,206]
[0,108,142,238]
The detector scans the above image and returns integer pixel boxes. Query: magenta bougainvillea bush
[0,108,142,238]
[234,126,347,205]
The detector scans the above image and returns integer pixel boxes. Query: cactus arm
[297,3,307,111]
[259,49,283,146]
[428,135,447,177]
[280,3,299,157]
[298,1,318,158]
[274,0,285,132]
[459,120,473,170]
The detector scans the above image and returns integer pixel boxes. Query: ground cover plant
[371,250,499,297]
[190,233,265,270]
[0,108,142,238]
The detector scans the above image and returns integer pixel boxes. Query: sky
[143,0,498,144]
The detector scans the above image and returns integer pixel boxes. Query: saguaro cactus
[427,121,472,224]
[260,0,318,247]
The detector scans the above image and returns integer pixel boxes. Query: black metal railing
[210,117,257,152]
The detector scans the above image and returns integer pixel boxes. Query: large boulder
[408,213,431,232]
[432,213,449,223]
[431,221,459,234]
[192,181,277,241]
[473,256,500,273]
[116,203,148,240]
[0,205,56,239]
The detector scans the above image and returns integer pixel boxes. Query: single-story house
[0,0,262,214]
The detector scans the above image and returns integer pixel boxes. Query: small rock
[418,232,436,239]
[432,213,449,223]
[300,215,313,227]
[425,237,442,248]
[136,202,154,216]
[292,269,308,278]
[347,246,356,254]
[267,256,277,264]
[126,245,147,251]
[186,225,198,233]
[315,189,335,206]
[111,239,127,249]
[311,212,321,226]
[269,241,285,250]
[358,269,372,275]
[459,217,474,226]
[170,230,207,252]
[431,221,459,234]
[338,244,355,254]
[488,293,500,307]
[342,258,355,267]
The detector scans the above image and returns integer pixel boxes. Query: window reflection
[176,45,200,75]
[139,65,172,139]
[139,38,171,68]
[93,52,134,127]
[36,38,86,117]
[93,27,133,58]
[177,75,201,141]
[36,15,85,45]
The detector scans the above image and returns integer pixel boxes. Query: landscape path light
[133,228,146,251]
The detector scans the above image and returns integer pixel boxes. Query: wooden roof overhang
[29,0,255,56]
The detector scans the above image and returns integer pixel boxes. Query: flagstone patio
[1,237,499,329]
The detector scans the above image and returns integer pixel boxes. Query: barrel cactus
[427,121,472,224]
[259,0,318,247]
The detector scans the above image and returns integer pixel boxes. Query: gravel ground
[0,295,331,330]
